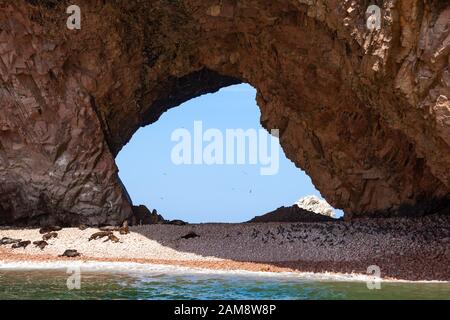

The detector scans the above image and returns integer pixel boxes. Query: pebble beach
[0,214,449,281]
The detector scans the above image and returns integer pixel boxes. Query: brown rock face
[0,0,449,225]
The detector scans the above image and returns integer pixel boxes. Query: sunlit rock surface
[296,196,336,219]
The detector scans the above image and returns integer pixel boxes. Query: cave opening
[116,83,342,223]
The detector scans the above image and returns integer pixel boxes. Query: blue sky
[116,83,336,223]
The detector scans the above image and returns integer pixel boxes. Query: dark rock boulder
[248,206,337,223]
[131,205,166,226]
[167,220,188,226]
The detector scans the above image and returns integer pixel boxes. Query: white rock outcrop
[295,196,336,218]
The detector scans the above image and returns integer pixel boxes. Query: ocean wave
[0,260,447,284]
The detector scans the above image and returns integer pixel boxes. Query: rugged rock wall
[0,0,449,225]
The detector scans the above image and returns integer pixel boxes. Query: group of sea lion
[88,221,129,243]
[1,237,44,250]
[0,226,61,251]
[1,221,129,259]
[98,221,129,235]
[38,226,60,249]
[88,231,120,243]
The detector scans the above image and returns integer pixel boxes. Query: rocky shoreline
[0,214,449,281]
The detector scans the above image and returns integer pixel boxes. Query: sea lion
[0,237,21,245]
[180,231,200,239]
[103,234,120,243]
[39,226,62,234]
[11,240,31,249]
[42,232,58,241]
[59,249,81,258]
[78,224,88,230]
[33,240,48,250]
[89,231,112,241]
[119,220,129,235]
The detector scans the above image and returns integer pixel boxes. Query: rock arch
[0,0,449,225]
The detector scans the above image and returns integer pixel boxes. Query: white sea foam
[0,260,447,284]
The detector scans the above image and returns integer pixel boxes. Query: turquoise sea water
[0,268,449,300]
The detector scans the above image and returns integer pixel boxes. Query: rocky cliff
[0,0,449,225]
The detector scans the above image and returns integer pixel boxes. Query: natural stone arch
[0,0,449,225]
